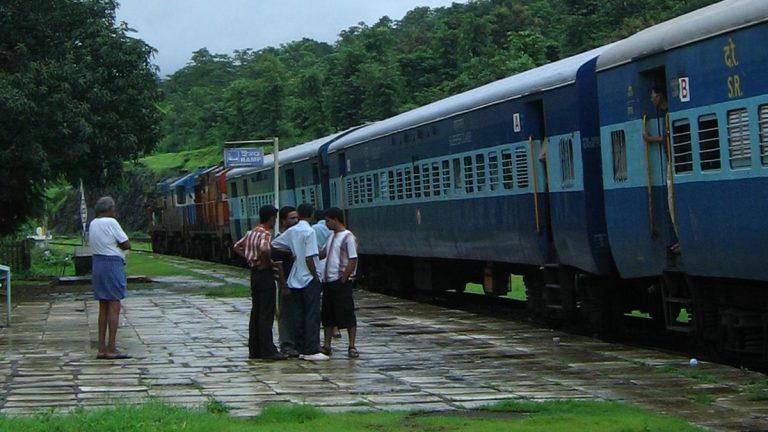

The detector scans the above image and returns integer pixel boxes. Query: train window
[175,187,186,205]
[404,167,413,199]
[250,196,257,217]
[559,137,575,187]
[501,150,514,190]
[727,108,752,169]
[413,165,422,198]
[365,175,373,203]
[387,170,395,201]
[672,119,693,174]
[475,154,486,192]
[463,156,474,193]
[373,174,380,200]
[759,104,768,166]
[379,172,387,200]
[515,148,530,188]
[452,158,463,190]
[488,152,499,191]
[396,169,404,200]
[345,179,353,206]
[351,177,359,205]
[698,114,721,171]
[441,160,450,195]
[611,130,628,182]
[230,182,238,197]
[421,164,431,197]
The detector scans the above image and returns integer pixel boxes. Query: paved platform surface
[1,279,767,431]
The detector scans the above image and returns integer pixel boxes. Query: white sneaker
[300,352,330,361]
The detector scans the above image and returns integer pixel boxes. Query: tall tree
[0,0,161,235]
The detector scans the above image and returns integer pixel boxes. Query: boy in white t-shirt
[319,207,359,358]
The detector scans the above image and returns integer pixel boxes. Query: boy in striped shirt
[319,207,360,358]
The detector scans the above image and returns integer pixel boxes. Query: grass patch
[657,365,719,384]
[464,275,526,300]
[0,400,705,431]
[203,283,250,298]
[746,380,768,401]
[124,252,204,278]
[692,393,716,405]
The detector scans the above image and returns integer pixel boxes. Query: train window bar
[501,150,514,190]
[463,156,474,193]
[672,119,693,174]
[475,154,486,192]
[759,104,768,166]
[488,152,499,192]
[396,169,404,200]
[515,148,530,189]
[440,161,449,195]
[421,164,431,198]
[387,170,395,201]
[413,165,422,199]
[366,175,373,203]
[404,167,413,199]
[698,114,721,171]
[727,108,752,169]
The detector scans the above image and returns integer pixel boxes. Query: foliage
[0,399,705,431]
[0,0,161,235]
[154,0,721,157]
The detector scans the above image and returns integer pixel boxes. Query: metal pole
[273,137,280,233]
[1,265,10,327]
[6,270,10,327]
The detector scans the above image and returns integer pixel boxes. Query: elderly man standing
[89,196,131,360]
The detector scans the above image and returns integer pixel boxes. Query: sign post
[224,138,280,232]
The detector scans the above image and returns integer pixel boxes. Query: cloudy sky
[116,0,465,77]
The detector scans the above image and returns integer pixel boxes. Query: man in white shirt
[271,203,328,361]
[89,196,131,360]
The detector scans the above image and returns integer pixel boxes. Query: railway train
[150,0,768,361]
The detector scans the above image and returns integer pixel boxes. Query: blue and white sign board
[224,148,264,168]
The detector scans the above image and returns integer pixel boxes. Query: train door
[639,67,679,249]
[525,99,552,242]
[285,168,297,206]
[330,152,347,208]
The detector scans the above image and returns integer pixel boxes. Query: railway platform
[0,275,766,431]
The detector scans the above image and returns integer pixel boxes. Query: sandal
[320,346,333,356]
[347,347,359,358]
[102,351,132,360]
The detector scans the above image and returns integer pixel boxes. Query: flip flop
[104,351,132,360]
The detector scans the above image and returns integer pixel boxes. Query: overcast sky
[116,0,465,77]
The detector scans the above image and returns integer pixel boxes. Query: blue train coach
[596,0,768,357]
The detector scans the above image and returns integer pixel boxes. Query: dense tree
[154,0,722,153]
[0,0,160,235]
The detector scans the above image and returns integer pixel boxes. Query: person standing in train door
[319,207,360,358]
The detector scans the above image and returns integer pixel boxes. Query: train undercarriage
[360,254,768,364]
